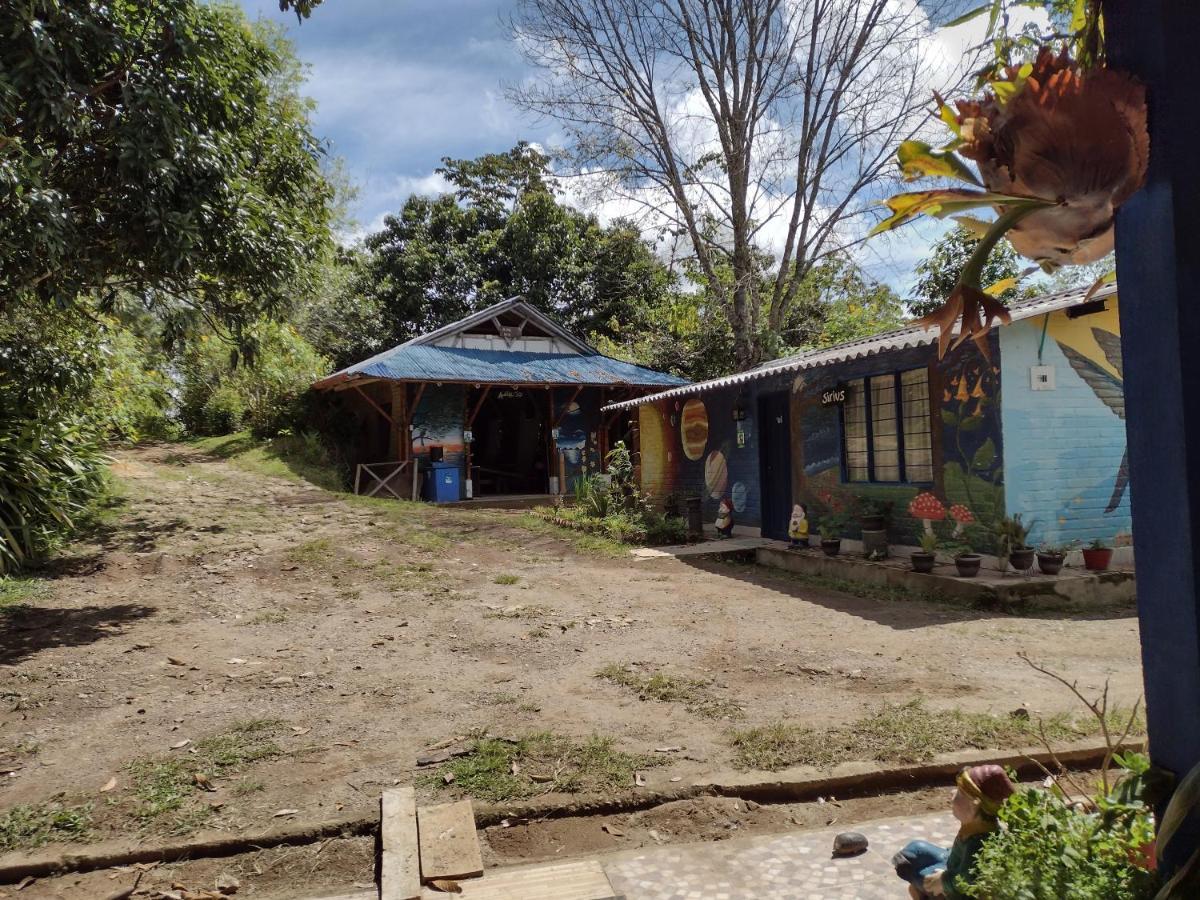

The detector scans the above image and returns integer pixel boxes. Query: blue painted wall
[999,300,1132,547]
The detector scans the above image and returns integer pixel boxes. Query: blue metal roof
[339,344,687,387]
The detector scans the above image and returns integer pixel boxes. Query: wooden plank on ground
[381,787,421,900]
[419,859,617,899]
[416,799,484,882]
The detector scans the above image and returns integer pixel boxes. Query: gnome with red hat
[892,764,1016,899]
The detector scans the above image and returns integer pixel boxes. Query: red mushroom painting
[948,504,975,537]
[908,493,946,536]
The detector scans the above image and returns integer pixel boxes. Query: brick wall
[999,300,1132,547]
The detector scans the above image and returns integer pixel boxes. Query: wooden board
[416,799,484,882]
[419,859,617,899]
[381,787,421,900]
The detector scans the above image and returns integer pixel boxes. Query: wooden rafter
[353,385,394,425]
[410,382,426,415]
[554,386,583,427]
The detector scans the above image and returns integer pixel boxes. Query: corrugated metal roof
[601,282,1119,412]
[324,344,687,388]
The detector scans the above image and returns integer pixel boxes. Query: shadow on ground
[0,603,156,665]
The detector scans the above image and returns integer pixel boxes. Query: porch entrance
[469,388,551,495]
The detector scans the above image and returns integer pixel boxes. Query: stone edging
[0,738,1140,884]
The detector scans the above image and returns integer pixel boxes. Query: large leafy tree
[0,0,333,340]
[909,227,1033,318]
[359,144,674,348]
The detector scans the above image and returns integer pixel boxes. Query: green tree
[909,227,1033,318]
[358,145,674,348]
[0,1,333,339]
[791,257,906,350]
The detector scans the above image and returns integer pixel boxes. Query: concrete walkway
[602,811,957,900]
[631,536,777,559]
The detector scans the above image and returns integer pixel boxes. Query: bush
[179,321,329,438]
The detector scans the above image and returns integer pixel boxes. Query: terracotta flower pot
[1009,547,1036,571]
[1037,552,1065,576]
[910,552,936,574]
[1082,547,1113,571]
[820,538,841,557]
[954,554,982,578]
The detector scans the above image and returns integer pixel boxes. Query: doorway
[757,391,793,540]
[469,389,550,495]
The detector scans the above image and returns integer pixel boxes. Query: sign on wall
[821,385,847,406]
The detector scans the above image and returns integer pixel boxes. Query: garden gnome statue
[892,764,1016,899]
[715,498,734,537]
[789,504,809,547]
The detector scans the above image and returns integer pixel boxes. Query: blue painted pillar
[1105,0,1200,869]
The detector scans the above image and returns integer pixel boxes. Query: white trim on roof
[601,282,1118,413]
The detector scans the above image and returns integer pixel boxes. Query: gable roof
[313,296,687,390]
[601,281,1119,412]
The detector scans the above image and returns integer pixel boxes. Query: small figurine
[715,498,734,537]
[788,503,809,548]
[892,764,1016,899]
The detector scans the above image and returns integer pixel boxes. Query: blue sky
[237,1,1004,294]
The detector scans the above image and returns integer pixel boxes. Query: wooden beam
[353,385,394,426]
[416,800,483,882]
[554,386,583,427]
[380,788,420,900]
[466,385,493,428]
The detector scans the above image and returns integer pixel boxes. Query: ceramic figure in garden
[892,764,1016,899]
[715,498,734,537]
[789,504,809,547]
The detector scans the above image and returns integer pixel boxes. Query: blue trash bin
[424,462,462,503]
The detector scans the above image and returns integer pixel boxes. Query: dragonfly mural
[1056,328,1127,513]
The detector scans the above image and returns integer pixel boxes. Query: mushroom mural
[948,504,975,537]
[908,492,946,535]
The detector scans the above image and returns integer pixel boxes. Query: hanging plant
[871,0,1148,358]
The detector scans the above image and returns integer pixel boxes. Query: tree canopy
[909,227,1032,318]
[1,0,333,344]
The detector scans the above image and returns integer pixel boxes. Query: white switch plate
[1030,364,1056,391]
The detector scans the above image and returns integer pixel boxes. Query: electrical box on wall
[1030,364,1056,391]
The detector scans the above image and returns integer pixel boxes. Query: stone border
[0,738,1140,884]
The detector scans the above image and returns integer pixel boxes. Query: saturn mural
[680,398,709,461]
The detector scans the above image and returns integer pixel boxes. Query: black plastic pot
[820,538,842,557]
[1009,547,1036,571]
[955,554,982,578]
[910,551,936,574]
[685,496,703,538]
[664,498,680,519]
[1037,552,1065,576]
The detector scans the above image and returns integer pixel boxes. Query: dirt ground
[0,443,1144,895]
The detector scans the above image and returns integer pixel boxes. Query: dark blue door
[757,392,793,540]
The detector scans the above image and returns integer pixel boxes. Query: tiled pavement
[602,811,959,900]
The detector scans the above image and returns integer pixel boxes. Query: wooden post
[1106,0,1200,871]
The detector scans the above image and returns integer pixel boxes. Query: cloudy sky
[236,1,1029,294]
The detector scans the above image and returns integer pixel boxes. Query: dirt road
[0,443,1142,870]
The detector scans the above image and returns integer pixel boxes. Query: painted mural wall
[410,384,466,465]
[788,336,1005,551]
[637,384,765,528]
[1000,299,1131,548]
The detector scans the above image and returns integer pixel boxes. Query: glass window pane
[901,368,933,482]
[871,376,900,481]
[843,378,868,482]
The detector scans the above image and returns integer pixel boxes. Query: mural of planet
[680,398,709,461]
[704,449,728,499]
[638,405,677,496]
[731,481,748,513]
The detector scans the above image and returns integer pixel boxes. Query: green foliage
[909,227,1038,318]
[0,1,332,337]
[0,801,92,850]
[964,781,1157,899]
[785,255,907,351]
[996,513,1036,553]
[178,321,329,438]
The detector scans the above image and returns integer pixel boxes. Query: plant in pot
[857,497,892,533]
[910,531,939,574]
[996,514,1037,572]
[1082,537,1114,571]
[950,527,984,578]
[1036,542,1072,576]
[819,516,845,557]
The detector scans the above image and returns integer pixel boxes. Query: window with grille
[840,368,934,484]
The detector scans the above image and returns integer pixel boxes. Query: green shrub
[179,320,329,438]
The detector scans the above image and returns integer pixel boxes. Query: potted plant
[819,518,843,557]
[857,497,892,533]
[1037,542,1071,576]
[1082,538,1113,572]
[953,539,982,578]
[910,531,938,574]
[996,514,1037,572]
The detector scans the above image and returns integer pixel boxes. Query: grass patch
[188,432,345,493]
[517,513,628,557]
[484,604,550,620]
[285,538,336,567]
[0,801,91,850]
[126,719,284,832]
[493,573,520,585]
[728,700,1145,771]
[423,732,658,802]
[0,576,46,609]
[596,664,742,720]
[241,609,287,626]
